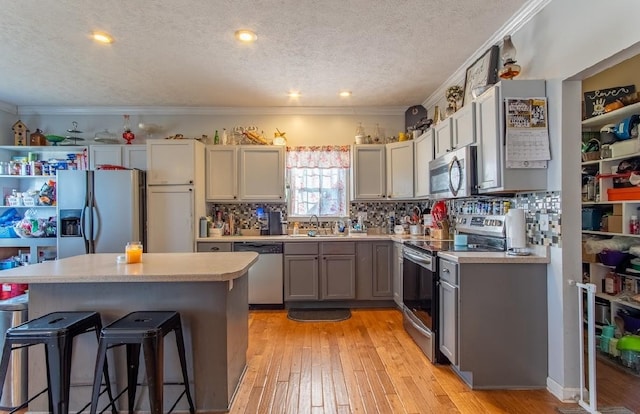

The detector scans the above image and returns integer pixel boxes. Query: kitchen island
[0,252,258,413]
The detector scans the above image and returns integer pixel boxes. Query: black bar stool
[0,311,117,414]
[90,311,195,414]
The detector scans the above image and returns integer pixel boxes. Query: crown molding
[16,105,407,117]
[422,0,551,110]
[0,101,17,115]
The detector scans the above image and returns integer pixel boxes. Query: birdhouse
[30,128,47,146]
[12,120,29,146]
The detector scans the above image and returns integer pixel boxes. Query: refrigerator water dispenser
[60,210,82,237]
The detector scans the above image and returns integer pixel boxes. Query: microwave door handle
[448,156,461,196]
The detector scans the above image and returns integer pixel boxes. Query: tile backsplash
[207,190,562,246]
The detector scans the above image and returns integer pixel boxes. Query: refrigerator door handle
[80,204,90,253]
[87,188,95,253]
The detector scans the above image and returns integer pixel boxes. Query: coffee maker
[267,211,284,235]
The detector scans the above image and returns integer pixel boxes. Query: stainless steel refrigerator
[56,169,145,258]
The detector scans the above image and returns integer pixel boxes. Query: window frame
[286,166,350,221]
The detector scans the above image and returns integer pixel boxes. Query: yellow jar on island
[125,241,143,264]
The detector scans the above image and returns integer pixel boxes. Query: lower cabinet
[356,241,393,300]
[196,242,232,252]
[392,242,404,307]
[284,242,356,301]
[438,257,547,388]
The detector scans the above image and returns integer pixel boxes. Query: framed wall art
[462,45,499,106]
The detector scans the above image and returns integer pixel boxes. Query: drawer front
[197,242,232,252]
[284,242,319,255]
[321,241,356,255]
[439,259,458,285]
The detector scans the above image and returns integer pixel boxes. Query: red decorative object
[122,114,135,144]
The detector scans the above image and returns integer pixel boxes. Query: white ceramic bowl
[394,225,405,235]
[210,228,223,237]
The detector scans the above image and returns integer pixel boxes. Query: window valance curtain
[285,146,350,169]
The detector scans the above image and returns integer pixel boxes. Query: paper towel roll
[506,208,527,249]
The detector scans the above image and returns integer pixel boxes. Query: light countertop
[438,246,550,264]
[196,234,441,243]
[0,252,258,283]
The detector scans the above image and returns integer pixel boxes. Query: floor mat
[556,406,634,413]
[287,308,351,322]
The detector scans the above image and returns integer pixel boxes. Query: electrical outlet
[358,212,368,221]
[539,214,549,231]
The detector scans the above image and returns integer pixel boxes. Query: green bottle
[214,130,220,145]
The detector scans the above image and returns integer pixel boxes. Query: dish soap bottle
[293,222,299,236]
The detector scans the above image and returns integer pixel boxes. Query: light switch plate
[539,214,549,231]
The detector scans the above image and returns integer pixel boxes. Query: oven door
[402,248,435,331]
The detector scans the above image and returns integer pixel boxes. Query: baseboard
[546,376,585,403]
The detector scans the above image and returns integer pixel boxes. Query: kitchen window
[286,145,350,218]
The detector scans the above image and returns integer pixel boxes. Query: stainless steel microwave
[428,146,477,199]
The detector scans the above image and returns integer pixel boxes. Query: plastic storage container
[0,293,28,409]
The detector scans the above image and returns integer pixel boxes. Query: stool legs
[142,336,163,414]
[174,326,195,413]
[44,336,71,414]
[125,343,141,414]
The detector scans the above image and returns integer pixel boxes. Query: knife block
[430,222,450,240]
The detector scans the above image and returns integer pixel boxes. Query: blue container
[582,208,602,231]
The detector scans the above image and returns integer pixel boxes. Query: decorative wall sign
[463,45,499,106]
[583,84,635,118]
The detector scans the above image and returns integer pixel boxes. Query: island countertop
[0,252,258,283]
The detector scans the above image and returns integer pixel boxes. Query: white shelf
[582,230,640,238]
[582,101,640,129]
[581,151,640,167]
[0,145,86,152]
[596,292,640,312]
[0,205,55,209]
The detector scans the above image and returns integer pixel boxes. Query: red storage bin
[608,187,640,201]
[0,283,27,300]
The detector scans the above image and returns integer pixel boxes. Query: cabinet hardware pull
[443,268,450,273]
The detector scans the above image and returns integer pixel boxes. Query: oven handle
[403,306,433,338]
[403,249,432,267]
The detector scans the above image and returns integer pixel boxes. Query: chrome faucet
[310,214,320,231]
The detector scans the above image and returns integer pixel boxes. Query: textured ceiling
[0,0,529,108]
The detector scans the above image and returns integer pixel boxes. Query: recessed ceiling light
[339,91,352,97]
[288,91,301,98]
[91,31,114,44]
[235,30,257,43]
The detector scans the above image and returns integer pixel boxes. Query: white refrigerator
[146,139,205,253]
[57,169,145,258]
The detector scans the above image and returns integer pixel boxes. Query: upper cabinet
[386,140,414,199]
[89,145,146,170]
[434,118,453,159]
[351,145,386,200]
[433,104,476,159]
[205,145,284,202]
[474,80,547,194]
[452,103,476,150]
[147,139,204,185]
[414,129,434,198]
[238,146,285,201]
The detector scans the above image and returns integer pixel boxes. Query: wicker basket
[582,151,601,162]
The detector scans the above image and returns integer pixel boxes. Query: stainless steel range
[401,214,507,364]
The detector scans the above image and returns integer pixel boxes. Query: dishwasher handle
[233,242,283,254]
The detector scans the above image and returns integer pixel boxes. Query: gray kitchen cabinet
[386,141,414,199]
[438,258,459,364]
[89,144,146,170]
[413,130,434,198]
[285,242,356,301]
[238,146,284,201]
[474,80,547,194]
[205,146,238,201]
[438,255,547,388]
[196,242,232,252]
[321,254,356,300]
[351,145,386,200]
[284,242,319,301]
[392,242,404,307]
[147,139,200,185]
[355,241,393,300]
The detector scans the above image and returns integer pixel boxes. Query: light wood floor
[230,308,640,414]
[2,308,638,413]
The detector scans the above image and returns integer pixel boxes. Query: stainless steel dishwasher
[233,242,284,307]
